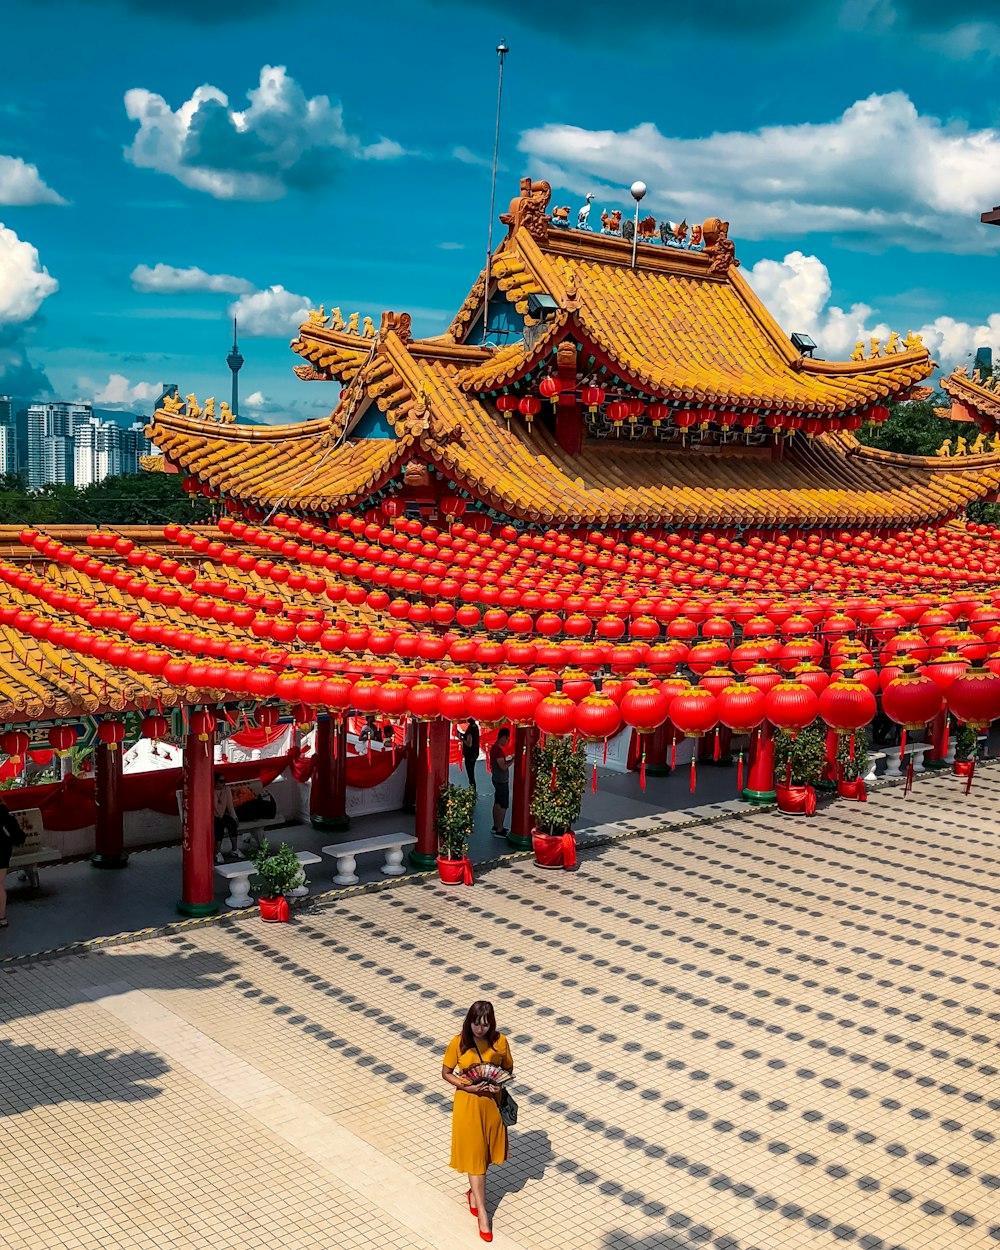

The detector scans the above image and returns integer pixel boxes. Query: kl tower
[227,319,244,418]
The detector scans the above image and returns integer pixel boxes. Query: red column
[508,724,538,849]
[92,739,127,869]
[743,722,776,804]
[178,723,218,916]
[411,719,450,869]
[926,710,947,763]
[644,722,672,776]
[310,715,349,832]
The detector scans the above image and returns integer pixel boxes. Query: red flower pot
[258,896,290,923]
[532,829,577,870]
[954,759,974,777]
[437,856,474,885]
[775,783,817,816]
[837,777,867,802]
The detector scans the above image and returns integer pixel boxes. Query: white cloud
[243,390,267,409]
[745,249,1000,369]
[228,284,311,336]
[0,155,66,206]
[131,262,254,294]
[0,223,58,324]
[83,372,161,409]
[519,92,1000,253]
[437,241,464,251]
[124,65,405,201]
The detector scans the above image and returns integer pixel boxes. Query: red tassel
[849,732,855,761]
[689,755,697,793]
[461,856,475,886]
[965,756,975,795]
[942,717,950,758]
[899,727,907,763]
[785,758,792,786]
[602,739,608,764]
[562,831,577,869]
[640,753,646,790]
[857,777,867,802]
[591,762,598,794]
[736,752,744,793]
[369,738,373,762]
[670,737,677,768]
[713,728,720,761]
[550,760,557,792]
[904,755,914,795]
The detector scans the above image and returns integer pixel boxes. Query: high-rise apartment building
[26,402,85,488]
[0,396,15,475]
[74,415,124,488]
[122,420,152,474]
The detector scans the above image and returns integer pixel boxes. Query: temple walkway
[2,766,999,1250]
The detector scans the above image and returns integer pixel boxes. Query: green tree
[0,472,214,527]
[858,397,955,458]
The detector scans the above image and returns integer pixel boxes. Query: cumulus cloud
[124,65,405,200]
[745,249,1000,369]
[0,223,58,325]
[227,284,310,336]
[0,155,66,206]
[520,92,1000,254]
[83,372,161,409]
[0,327,51,395]
[131,262,254,294]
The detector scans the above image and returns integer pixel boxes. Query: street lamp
[630,181,646,270]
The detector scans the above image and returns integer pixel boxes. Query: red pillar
[644,721,672,776]
[411,719,450,869]
[926,710,947,763]
[178,723,218,916]
[310,715,349,832]
[508,724,538,849]
[743,722,776,804]
[92,739,127,869]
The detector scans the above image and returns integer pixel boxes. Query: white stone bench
[322,833,418,886]
[9,808,60,888]
[215,850,322,909]
[176,778,280,854]
[883,741,931,779]
[863,751,885,783]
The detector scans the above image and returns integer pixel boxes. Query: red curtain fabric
[346,750,403,789]
[227,725,288,749]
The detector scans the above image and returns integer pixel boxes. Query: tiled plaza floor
[2,765,999,1250]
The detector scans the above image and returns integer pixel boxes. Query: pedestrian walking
[460,717,480,788]
[213,773,239,864]
[441,1001,514,1242]
[0,801,26,930]
[489,728,513,837]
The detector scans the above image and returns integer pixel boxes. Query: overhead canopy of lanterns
[2,507,1000,787]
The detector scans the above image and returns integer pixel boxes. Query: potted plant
[773,721,824,815]
[436,783,476,884]
[953,724,977,777]
[836,732,871,801]
[252,841,301,921]
[530,735,586,868]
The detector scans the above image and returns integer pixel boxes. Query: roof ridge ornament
[499,177,552,243]
[702,219,739,277]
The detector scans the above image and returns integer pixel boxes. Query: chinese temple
[4,177,1000,915]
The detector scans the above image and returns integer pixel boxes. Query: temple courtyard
[2,767,998,1250]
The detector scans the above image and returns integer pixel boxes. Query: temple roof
[941,369,1000,428]
[145,179,973,527]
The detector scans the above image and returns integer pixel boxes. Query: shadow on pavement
[0,1038,168,1116]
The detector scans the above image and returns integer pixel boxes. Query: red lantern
[140,715,170,741]
[502,683,542,727]
[97,720,126,751]
[668,687,719,738]
[764,681,819,732]
[518,396,541,427]
[496,394,518,418]
[0,730,29,768]
[574,694,623,743]
[817,675,876,735]
[945,667,1000,730]
[715,682,766,733]
[881,673,943,731]
[620,683,670,734]
[438,682,470,722]
[535,691,577,738]
[48,725,77,754]
[581,385,606,413]
[255,703,280,729]
[539,376,561,405]
[406,682,441,721]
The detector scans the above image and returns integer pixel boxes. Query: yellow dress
[443,1033,514,1174]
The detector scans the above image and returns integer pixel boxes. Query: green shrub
[530,736,586,835]
[251,841,301,898]
[773,721,826,786]
[836,732,871,782]
[436,783,476,859]
[954,724,978,762]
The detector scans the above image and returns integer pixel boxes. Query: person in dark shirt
[489,728,514,838]
[460,718,480,789]
[0,800,26,929]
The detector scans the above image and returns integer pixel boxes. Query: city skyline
[4,2,1000,425]
[0,398,151,488]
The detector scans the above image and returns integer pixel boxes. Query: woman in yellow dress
[441,1000,514,1242]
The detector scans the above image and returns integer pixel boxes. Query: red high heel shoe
[479,1231,493,1243]
[466,1190,478,1217]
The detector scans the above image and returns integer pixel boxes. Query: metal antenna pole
[483,38,509,345]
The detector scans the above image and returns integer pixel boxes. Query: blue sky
[3,0,1000,423]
